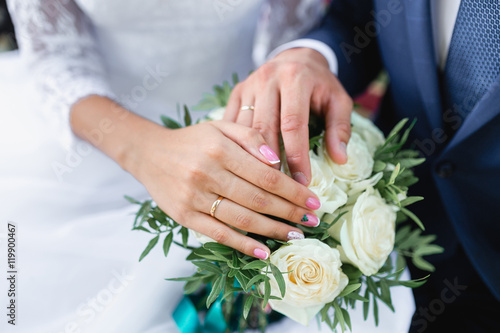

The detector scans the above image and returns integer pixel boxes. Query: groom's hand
[224,48,353,186]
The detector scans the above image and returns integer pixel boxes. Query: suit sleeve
[305,0,383,96]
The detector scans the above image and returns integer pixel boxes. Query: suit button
[435,161,455,178]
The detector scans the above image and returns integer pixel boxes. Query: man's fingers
[224,85,241,122]
[324,92,353,165]
[280,82,312,185]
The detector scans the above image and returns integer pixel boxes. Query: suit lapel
[446,75,500,149]
[403,0,443,131]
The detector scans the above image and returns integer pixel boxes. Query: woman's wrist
[70,95,170,179]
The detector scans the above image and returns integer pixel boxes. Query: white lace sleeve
[7,0,114,148]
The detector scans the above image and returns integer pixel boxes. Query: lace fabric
[7,0,113,147]
[7,0,324,148]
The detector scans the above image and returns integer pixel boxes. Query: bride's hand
[128,120,321,259]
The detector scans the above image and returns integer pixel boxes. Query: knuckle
[245,128,261,141]
[281,114,305,134]
[250,191,269,210]
[258,62,276,81]
[234,213,252,229]
[253,120,278,138]
[284,62,306,77]
[335,120,352,139]
[286,205,300,222]
[261,169,280,191]
[211,227,229,244]
[205,142,225,160]
[185,165,206,183]
[286,151,305,165]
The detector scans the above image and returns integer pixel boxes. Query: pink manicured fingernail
[306,197,321,210]
[301,214,320,227]
[259,145,280,164]
[287,231,305,240]
[254,248,269,260]
[339,142,347,159]
[293,172,308,186]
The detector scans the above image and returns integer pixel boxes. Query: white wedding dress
[0,1,414,332]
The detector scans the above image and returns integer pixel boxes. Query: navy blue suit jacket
[307,0,500,304]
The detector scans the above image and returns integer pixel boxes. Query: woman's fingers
[187,211,271,259]
[212,120,280,166]
[212,121,320,211]
[211,197,306,241]
[214,171,320,227]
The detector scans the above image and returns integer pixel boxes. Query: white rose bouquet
[127,76,443,332]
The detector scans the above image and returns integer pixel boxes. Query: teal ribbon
[173,295,227,333]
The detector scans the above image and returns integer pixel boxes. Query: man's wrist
[267,39,338,74]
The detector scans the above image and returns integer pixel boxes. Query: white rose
[197,107,226,123]
[266,239,348,326]
[350,111,385,155]
[329,187,396,276]
[308,150,347,219]
[191,230,215,244]
[323,132,374,182]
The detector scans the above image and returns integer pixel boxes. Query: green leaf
[124,195,140,204]
[414,244,444,257]
[363,288,370,321]
[386,275,429,288]
[247,274,267,289]
[398,158,426,169]
[388,163,401,186]
[206,275,225,308]
[412,256,436,272]
[346,292,369,302]
[373,295,379,326]
[193,261,223,275]
[183,278,204,294]
[270,264,286,298]
[263,278,271,307]
[400,207,425,230]
[341,308,352,331]
[379,279,394,311]
[333,302,346,332]
[243,295,254,320]
[242,260,268,271]
[338,283,361,298]
[132,226,151,233]
[162,232,174,257]
[147,218,160,231]
[180,227,189,248]
[235,271,250,291]
[139,234,159,262]
[160,115,182,129]
[232,73,239,86]
[183,105,192,126]
[373,160,387,173]
[400,196,424,207]
[203,242,234,255]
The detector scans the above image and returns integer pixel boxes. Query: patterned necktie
[443,0,500,120]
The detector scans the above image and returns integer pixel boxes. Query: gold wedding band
[240,105,255,111]
[210,196,224,217]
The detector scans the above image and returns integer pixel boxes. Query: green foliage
[192,73,239,110]
[125,80,444,333]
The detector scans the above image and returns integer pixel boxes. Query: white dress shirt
[269,0,462,74]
